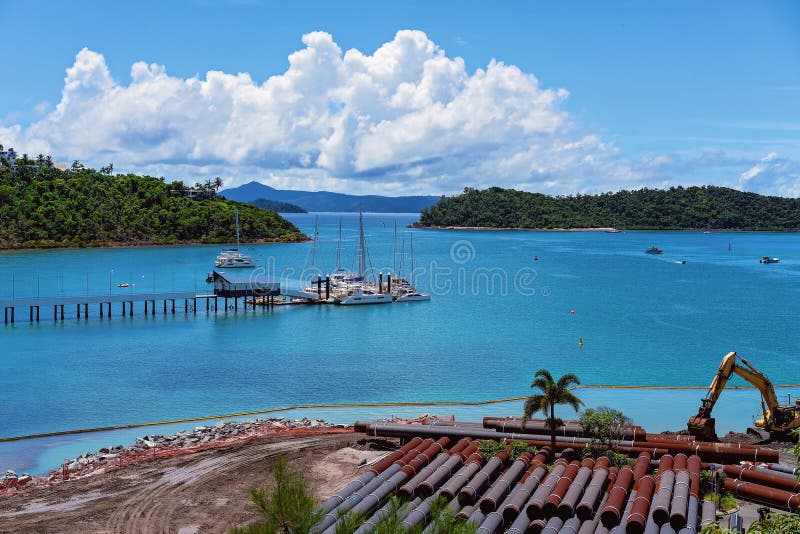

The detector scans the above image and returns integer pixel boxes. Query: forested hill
[250,198,307,213]
[0,164,306,249]
[418,186,800,230]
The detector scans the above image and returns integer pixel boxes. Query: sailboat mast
[335,217,342,269]
[393,221,397,275]
[311,215,319,267]
[410,232,414,285]
[358,212,366,278]
[235,209,240,249]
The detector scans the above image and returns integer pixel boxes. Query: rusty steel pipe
[502,463,549,523]
[651,470,675,526]
[669,470,691,530]
[577,490,609,534]
[397,437,470,499]
[672,453,688,472]
[526,460,569,519]
[559,517,581,534]
[632,452,651,483]
[458,450,510,505]
[416,441,479,498]
[544,460,582,518]
[438,451,485,501]
[482,417,647,441]
[314,438,434,532]
[322,438,450,534]
[316,436,423,514]
[600,466,634,528]
[677,495,699,534]
[766,463,800,476]
[700,500,716,527]
[611,488,638,534]
[625,475,655,534]
[576,462,609,521]
[725,476,800,511]
[478,451,534,513]
[558,458,596,520]
[326,438,448,533]
[723,463,800,492]
[687,455,701,499]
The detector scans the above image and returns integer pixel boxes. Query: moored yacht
[214,210,255,268]
[335,213,393,305]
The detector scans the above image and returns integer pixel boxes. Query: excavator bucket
[687,415,718,442]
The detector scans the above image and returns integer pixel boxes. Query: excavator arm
[688,351,790,441]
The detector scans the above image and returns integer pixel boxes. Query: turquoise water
[2,213,800,474]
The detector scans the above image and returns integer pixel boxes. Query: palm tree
[524,369,584,454]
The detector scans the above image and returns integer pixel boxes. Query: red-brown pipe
[600,466,634,528]
[725,477,800,511]
[688,455,701,498]
[543,460,582,517]
[673,453,688,471]
[557,458,596,520]
[625,475,655,534]
[458,449,510,504]
[368,437,424,475]
[632,452,651,483]
[526,460,568,519]
[723,464,800,493]
[479,451,534,513]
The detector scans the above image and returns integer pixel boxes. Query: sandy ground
[0,432,385,533]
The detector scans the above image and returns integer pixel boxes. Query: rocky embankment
[1,417,349,494]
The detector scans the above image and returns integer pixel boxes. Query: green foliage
[700,470,727,499]
[251,198,308,213]
[748,512,800,533]
[524,369,584,453]
[418,186,800,230]
[477,439,537,461]
[579,407,633,452]
[789,428,800,481]
[231,458,322,534]
[0,164,306,249]
[581,447,632,469]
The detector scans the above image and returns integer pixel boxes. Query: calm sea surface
[2,213,800,473]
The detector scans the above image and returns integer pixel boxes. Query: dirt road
[0,432,376,533]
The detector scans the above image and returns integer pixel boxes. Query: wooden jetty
[1,271,320,324]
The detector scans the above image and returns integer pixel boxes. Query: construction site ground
[0,431,386,534]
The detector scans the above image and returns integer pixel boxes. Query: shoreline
[414,225,800,232]
[0,236,310,253]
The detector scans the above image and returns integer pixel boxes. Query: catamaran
[215,209,255,268]
[394,232,430,302]
[336,213,393,305]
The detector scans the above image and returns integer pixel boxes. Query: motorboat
[760,256,780,264]
[395,291,431,302]
[645,246,663,255]
[337,288,394,305]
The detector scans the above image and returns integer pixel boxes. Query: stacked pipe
[527,458,570,519]
[355,421,778,464]
[458,448,509,505]
[483,417,647,441]
[600,466,634,528]
[724,464,800,511]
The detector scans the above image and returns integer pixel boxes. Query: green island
[418,186,800,230]
[250,197,308,213]
[0,158,306,249]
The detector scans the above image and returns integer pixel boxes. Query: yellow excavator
[687,351,800,441]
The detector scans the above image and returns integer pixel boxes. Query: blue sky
[1,0,799,195]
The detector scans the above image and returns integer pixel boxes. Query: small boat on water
[760,256,780,264]
[605,216,621,233]
[214,210,255,268]
[395,291,431,302]
[338,288,394,305]
[116,283,130,288]
[645,246,663,255]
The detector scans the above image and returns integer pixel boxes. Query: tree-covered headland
[0,150,306,249]
[418,186,800,230]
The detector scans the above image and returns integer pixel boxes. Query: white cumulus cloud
[739,152,800,197]
[2,30,799,197]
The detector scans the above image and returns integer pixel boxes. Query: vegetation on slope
[418,186,800,230]
[250,197,308,213]
[0,158,306,249]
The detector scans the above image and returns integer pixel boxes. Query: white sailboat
[336,213,393,305]
[395,232,430,302]
[214,209,255,268]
